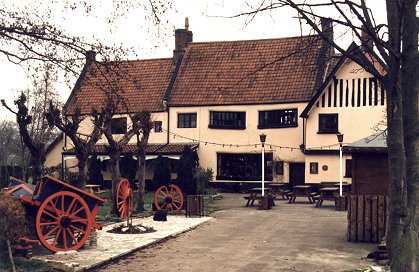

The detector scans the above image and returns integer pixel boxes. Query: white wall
[168,103,307,182]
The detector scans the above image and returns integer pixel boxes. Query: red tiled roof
[63,143,198,155]
[169,35,327,106]
[67,58,173,114]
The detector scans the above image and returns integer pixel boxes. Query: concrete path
[95,193,377,272]
[34,215,211,271]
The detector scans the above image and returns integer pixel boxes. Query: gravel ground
[94,193,376,272]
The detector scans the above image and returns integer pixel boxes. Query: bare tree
[0,120,20,186]
[0,1,172,79]
[1,64,60,182]
[134,111,153,213]
[230,1,418,270]
[102,101,152,214]
[45,103,106,189]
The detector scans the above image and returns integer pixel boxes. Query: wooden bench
[86,184,106,196]
[288,185,315,204]
[243,195,262,207]
[315,187,339,207]
[244,194,276,207]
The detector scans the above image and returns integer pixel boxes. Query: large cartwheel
[154,184,184,212]
[35,191,92,252]
[115,178,133,218]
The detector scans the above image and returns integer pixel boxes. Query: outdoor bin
[335,195,348,211]
[259,195,273,210]
[186,195,204,217]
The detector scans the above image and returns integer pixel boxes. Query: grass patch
[0,253,52,272]
[97,191,156,221]
[203,194,223,215]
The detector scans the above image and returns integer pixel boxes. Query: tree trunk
[74,153,88,190]
[135,150,146,212]
[31,153,45,182]
[6,239,17,272]
[109,151,121,215]
[399,0,419,269]
[385,1,418,270]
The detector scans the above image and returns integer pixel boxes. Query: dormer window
[111,117,127,134]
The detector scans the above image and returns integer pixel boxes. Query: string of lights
[162,128,343,151]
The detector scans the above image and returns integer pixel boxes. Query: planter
[335,195,348,211]
[259,195,273,210]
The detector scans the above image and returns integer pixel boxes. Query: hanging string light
[161,128,340,151]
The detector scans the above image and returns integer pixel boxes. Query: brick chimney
[320,17,334,56]
[173,17,193,65]
[361,25,373,49]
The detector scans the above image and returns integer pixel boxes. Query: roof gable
[300,42,385,117]
[66,58,174,114]
[169,35,328,106]
[300,52,347,118]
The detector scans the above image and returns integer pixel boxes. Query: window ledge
[317,131,340,134]
[258,124,298,129]
[208,125,246,130]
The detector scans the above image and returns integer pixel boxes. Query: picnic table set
[244,182,349,209]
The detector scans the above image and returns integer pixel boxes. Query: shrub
[176,145,199,195]
[88,156,104,185]
[195,166,213,195]
[152,154,171,190]
[120,153,137,182]
[0,192,26,243]
[0,192,26,270]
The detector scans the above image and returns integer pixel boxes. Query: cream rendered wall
[305,154,352,184]
[304,59,386,183]
[75,112,169,145]
[44,137,64,168]
[45,111,169,179]
[169,103,307,182]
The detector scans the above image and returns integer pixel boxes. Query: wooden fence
[347,194,387,243]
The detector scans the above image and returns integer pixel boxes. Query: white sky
[0,0,388,120]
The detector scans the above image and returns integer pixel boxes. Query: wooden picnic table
[315,187,339,207]
[288,185,315,204]
[268,183,289,200]
[86,184,101,194]
[334,183,351,194]
[244,187,271,207]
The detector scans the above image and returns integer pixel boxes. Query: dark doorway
[289,163,305,186]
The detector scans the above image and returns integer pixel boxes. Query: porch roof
[343,133,387,153]
[63,143,199,156]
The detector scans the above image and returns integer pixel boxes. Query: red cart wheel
[154,184,184,212]
[35,191,92,252]
[115,178,133,218]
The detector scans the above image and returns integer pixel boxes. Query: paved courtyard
[94,193,376,272]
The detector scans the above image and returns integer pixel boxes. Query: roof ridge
[96,58,172,65]
[188,34,321,45]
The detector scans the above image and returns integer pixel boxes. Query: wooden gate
[347,195,387,243]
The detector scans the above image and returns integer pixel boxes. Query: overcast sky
[0,0,388,120]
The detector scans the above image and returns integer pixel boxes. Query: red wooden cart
[5,175,132,252]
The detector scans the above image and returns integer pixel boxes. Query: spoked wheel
[35,191,92,252]
[154,184,184,212]
[115,178,133,218]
